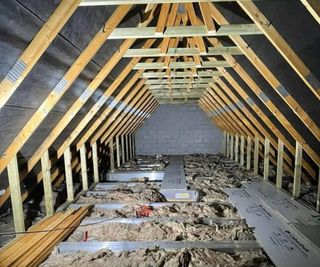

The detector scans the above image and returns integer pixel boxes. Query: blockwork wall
[136,104,221,155]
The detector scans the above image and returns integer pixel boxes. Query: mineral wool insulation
[42,154,274,266]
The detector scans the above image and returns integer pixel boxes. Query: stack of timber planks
[0,207,89,266]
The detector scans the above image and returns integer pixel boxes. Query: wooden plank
[40,150,54,216]
[63,146,74,201]
[7,155,25,233]
[300,0,320,23]
[116,136,121,168]
[109,140,115,172]
[124,46,242,57]
[246,136,251,170]
[80,144,89,191]
[240,135,245,166]
[92,142,99,183]
[156,4,171,33]
[276,139,284,189]
[263,137,270,180]
[235,134,239,162]
[0,0,81,109]
[0,5,132,176]
[108,24,262,39]
[199,2,216,33]
[238,1,320,100]
[253,136,259,175]
[1,212,71,266]
[293,142,303,198]
[134,61,230,69]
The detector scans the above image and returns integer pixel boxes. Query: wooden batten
[80,144,89,191]
[263,138,270,180]
[293,142,303,198]
[253,137,259,175]
[92,142,99,183]
[116,136,121,167]
[226,133,230,157]
[276,139,284,189]
[7,155,25,233]
[246,136,251,170]
[40,150,54,216]
[63,146,74,201]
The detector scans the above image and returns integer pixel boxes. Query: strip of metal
[57,240,261,254]
[107,171,165,181]
[94,181,162,190]
[68,200,234,210]
[80,216,243,225]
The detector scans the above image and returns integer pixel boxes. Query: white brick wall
[135,104,221,155]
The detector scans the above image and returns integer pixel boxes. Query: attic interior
[0,0,319,266]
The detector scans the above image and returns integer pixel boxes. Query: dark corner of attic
[0,0,319,266]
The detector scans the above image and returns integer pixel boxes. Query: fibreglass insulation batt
[77,183,166,203]
[89,202,239,218]
[67,220,254,242]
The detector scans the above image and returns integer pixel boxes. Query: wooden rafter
[208,4,320,142]
[0,5,132,175]
[237,1,320,100]
[0,0,81,109]
[300,0,320,23]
